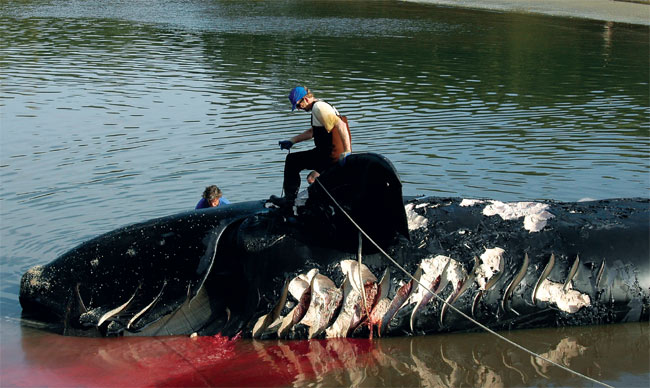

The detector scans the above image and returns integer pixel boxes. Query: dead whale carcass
[19,153,650,338]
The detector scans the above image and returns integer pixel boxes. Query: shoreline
[406,0,650,26]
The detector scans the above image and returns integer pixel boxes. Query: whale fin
[253,277,291,339]
[379,266,422,336]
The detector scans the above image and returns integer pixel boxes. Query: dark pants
[283,148,331,199]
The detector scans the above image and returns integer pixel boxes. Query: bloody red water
[3,321,648,387]
[1,323,376,387]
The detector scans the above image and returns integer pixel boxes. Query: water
[1,322,648,387]
[1,0,648,386]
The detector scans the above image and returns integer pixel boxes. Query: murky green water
[1,1,648,386]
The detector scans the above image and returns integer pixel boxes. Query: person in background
[271,86,351,207]
[195,185,231,209]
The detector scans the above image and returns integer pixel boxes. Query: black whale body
[19,153,650,338]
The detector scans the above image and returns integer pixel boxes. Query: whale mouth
[19,266,62,324]
[20,299,61,327]
[19,265,96,335]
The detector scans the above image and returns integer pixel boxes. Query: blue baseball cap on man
[288,86,307,111]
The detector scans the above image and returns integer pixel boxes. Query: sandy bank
[406,0,649,26]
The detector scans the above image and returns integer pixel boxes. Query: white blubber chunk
[475,247,504,290]
[536,279,591,313]
[483,201,554,233]
[460,199,485,207]
[407,255,467,309]
[405,203,428,231]
[408,255,449,304]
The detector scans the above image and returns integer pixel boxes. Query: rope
[281,148,290,197]
[357,232,371,321]
[314,178,613,388]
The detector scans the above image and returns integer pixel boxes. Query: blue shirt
[195,197,231,209]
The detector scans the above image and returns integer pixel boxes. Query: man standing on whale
[271,86,351,207]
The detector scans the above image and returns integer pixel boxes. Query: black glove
[279,140,293,150]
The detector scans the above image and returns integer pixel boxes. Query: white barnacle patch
[25,265,50,291]
[460,199,485,207]
[126,248,136,257]
[482,201,554,233]
[475,248,504,290]
[535,279,590,313]
[405,203,428,231]
[91,258,99,267]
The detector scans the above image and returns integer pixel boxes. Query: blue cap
[288,86,307,111]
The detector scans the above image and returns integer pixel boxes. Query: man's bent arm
[290,128,314,144]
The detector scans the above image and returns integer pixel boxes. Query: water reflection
[251,324,649,387]
[7,322,646,387]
